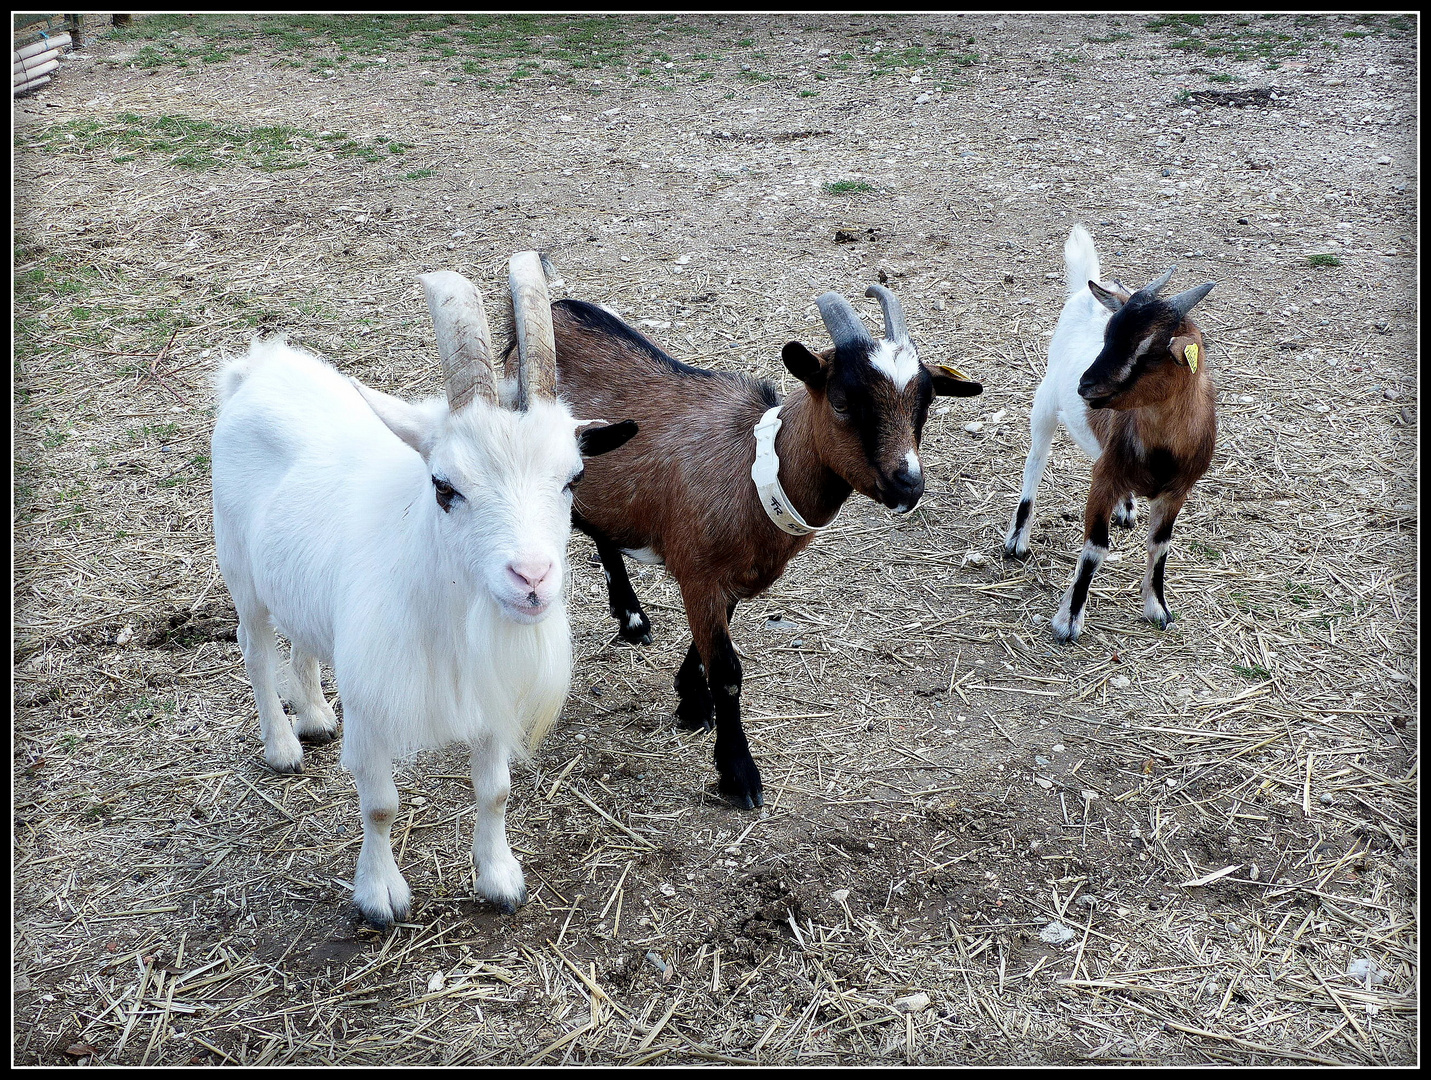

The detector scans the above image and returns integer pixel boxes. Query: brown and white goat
[530,281,982,808]
[1003,225,1217,643]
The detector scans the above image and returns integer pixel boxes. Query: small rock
[115,624,134,647]
[645,951,668,974]
[1110,674,1132,690]
[1319,793,1334,805]
[1347,958,1385,986]
[1035,756,1050,766]
[1035,777,1053,789]
[427,971,445,993]
[1383,389,1401,401]
[1040,921,1076,944]
[1377,156,1392,165]
[831,888,850,904]
[915,93,932,105]
[893,991,931,1013]
[659,883,676,897]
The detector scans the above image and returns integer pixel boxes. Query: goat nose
[507,560,553,592]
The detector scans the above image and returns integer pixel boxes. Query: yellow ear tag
[1184,342,1199,373]
[935,363,971,381]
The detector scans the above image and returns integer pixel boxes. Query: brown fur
[1084,316,1216,517]
[554,307,845,605]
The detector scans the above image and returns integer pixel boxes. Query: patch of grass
[1232,663,1273,681]
[1147,14,1206,30]
[824,180,875,195]
[21,113,321,172]
[1188,539,1222,561]
[1307,253,1342,267]
[798,89,818,97]
[403,168,436,181]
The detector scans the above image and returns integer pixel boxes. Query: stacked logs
[14,31,72,96]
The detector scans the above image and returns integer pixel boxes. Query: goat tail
[214,336,287,409]
[1064,224,1103,298]
[214,354,254,409]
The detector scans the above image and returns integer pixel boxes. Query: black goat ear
[782,342,829,390]
[577,419,638,457]
[926,362,983,397]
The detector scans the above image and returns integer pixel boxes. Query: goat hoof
[674,700,714,732]
[298,726,338,745]
[616,611,652,645]
[354,900,407,931]
[487,887,527,915]
[1002,539,1029,560]
[717,765,763,810]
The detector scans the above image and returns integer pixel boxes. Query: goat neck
[764,385,853,530]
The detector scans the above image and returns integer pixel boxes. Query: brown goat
[1003,225,1217,643]
[542,288,982,807]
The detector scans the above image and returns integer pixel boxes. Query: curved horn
[1166,282,1215,320]
[420,271,498,411]
[815,291,872,350]
[508,251,558,409]
[1136,265,1177,299]
[864,283,909,342]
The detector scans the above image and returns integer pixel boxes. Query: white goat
[1004,225,1216,642]
[211,264,635,927]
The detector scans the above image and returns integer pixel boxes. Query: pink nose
[507,560,554,595]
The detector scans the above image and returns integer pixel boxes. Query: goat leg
[1051,472,1120,644]
[673,642,715,731]
[577,516,653,645]
[682,591,761,808]
[1141,493,1186,629]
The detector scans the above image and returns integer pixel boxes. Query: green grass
[18,112,414,172]
[1144,12,1361,61]
[1232,663,1273,681]
[1307,253,1342,268]
[824,180,874,195]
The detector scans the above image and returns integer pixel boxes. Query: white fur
[867,336,921,390]
[212,337,585,925]
[1004,225,1114,556]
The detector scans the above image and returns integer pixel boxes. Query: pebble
[831,888,850,904]
[1383,389,1401,401]
[1039,921,1076,944]
[893,992,931,1013]
[915,93,932,105]
[1377,156,1392,165]
[1320,793,1334,805]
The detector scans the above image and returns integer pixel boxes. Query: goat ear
[925,362,983,397]
[576,419,638,457]
[1169,335,1200,370]
[1087,280,1127,313]
[352,378,443,458]
[782,341,830,390]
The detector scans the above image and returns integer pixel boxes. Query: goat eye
[432,476,461,512]
[565,468,585,493]
[828,397,850,419]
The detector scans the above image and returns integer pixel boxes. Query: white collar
[751,405,837,536]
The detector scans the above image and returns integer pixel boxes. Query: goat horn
[864,284,909,342]
[508,251,558,409]
[1166,281,1215,320]
[815,291,872,350]
[1138,265,1177,298]
[419,271,498,411]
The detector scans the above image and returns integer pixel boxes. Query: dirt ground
[12,13,1418,1066]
